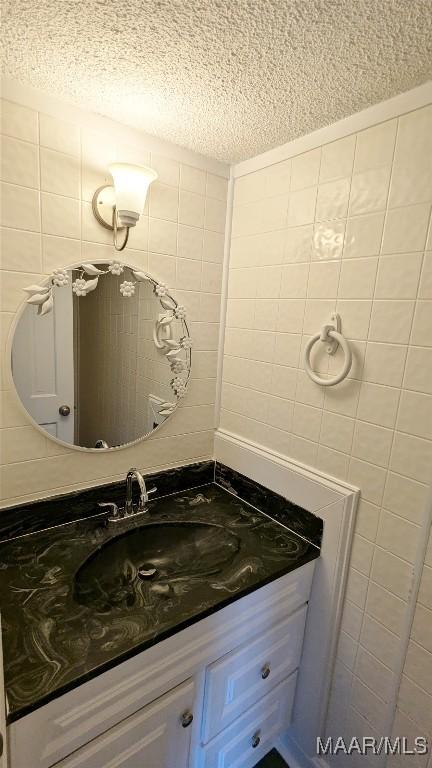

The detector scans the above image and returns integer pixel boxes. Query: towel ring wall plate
[304,313,352,387]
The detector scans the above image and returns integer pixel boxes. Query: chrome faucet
[99,467,156,522]
[125,468,155,515]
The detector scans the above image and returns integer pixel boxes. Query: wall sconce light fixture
[92,163,158,251]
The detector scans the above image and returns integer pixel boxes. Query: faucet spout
[125,468,146,515]
[125,468,157,515]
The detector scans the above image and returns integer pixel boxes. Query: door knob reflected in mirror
[58,405,71,416]
[180,710,193,728]
[251,730,261,748]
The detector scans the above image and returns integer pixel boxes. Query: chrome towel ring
[304,313,352,386]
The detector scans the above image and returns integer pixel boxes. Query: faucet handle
[98,502,121,521]
[137,487,157,513]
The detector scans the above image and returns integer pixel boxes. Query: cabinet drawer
[55,679,195,768]
[202,604,307,742]
[199,674,296,768]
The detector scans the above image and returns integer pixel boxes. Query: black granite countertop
[0,466,321,723]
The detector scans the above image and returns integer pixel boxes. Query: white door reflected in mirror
[12,278,75,443]
[10,261,192,452]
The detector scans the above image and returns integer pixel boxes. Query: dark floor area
[254,748,289,767]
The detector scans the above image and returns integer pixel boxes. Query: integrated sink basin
[0,475,322,721]
[74,521,241,611]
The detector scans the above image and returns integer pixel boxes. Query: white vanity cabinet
[7,561,316,768]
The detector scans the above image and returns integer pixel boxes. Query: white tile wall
[0,97,228,505]
[223,104,432,751]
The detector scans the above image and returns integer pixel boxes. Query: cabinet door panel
[202,605,307,742]
[199,674,297,768]
[57,679,195,768]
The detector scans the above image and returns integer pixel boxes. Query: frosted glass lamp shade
[109,163,158,227]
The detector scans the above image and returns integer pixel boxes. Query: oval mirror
[10,260,192,450]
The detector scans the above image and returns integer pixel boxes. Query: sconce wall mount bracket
[92,185,122,231]
[92,184,132,251]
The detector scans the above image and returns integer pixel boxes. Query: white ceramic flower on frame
[170,358,185,374]
[72,276,99,296]
[155,282,169,297]
[174,305,186,320]
[171,376,187,398]
[109,261,124,275]
[72,278,88,296]
[180,336,192,350]
[119,281,135,297]
[52,269,69,287]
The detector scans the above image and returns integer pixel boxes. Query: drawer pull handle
[181,710,193,728]
[261,663,271,679]
[251,731,261,748]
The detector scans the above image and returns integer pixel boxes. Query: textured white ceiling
[1,0,431,163]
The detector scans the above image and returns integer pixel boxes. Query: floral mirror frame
[14,259,192,451]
